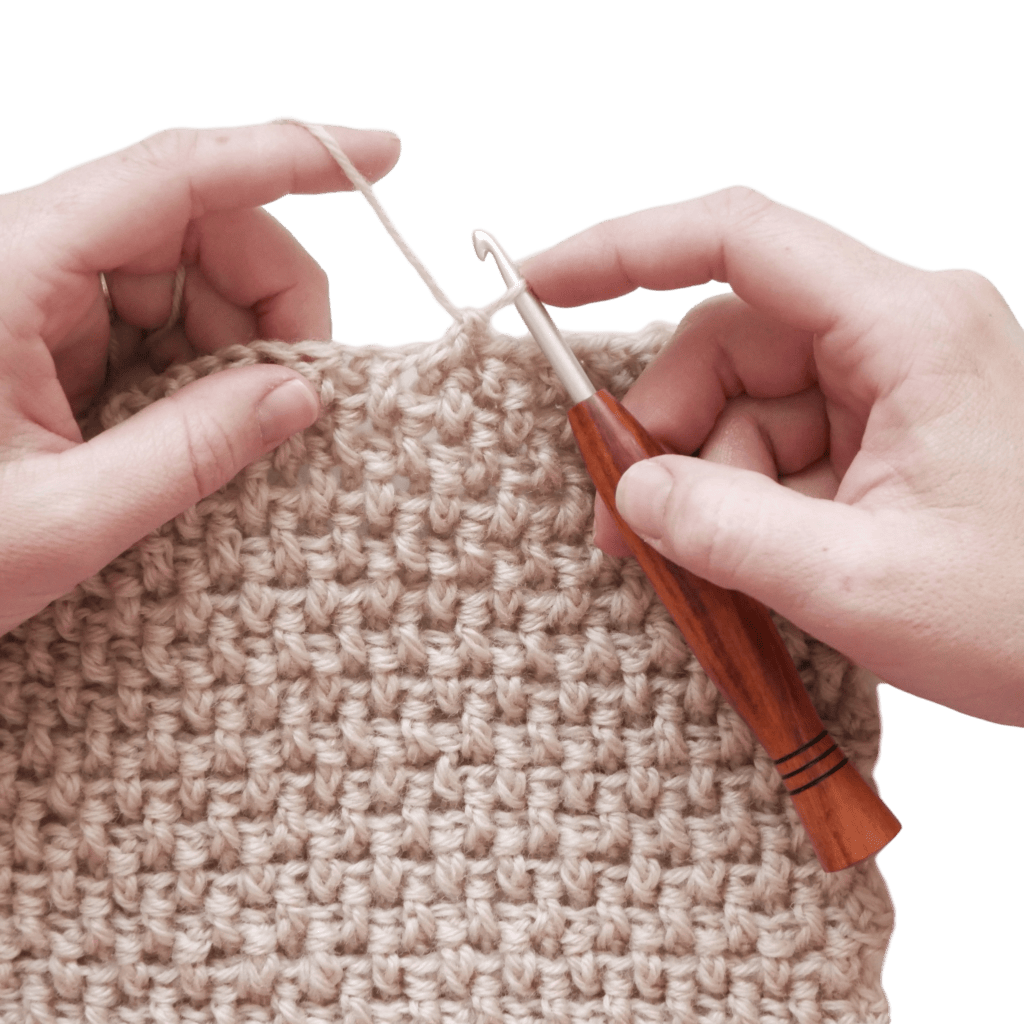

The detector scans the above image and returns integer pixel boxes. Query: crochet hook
[473,229,900,872]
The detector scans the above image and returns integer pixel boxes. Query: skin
[4,141,1022,727]
[0,122,400,635]
[522,188,1024,727]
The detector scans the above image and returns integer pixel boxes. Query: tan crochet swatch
[0,321,894,1023]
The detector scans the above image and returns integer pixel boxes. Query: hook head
[470,228,596,404]
[472,229,520,289]
[472,229,495,262]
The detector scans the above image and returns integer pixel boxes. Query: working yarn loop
[280,120,529,335]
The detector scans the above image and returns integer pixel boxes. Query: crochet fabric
[0,321,894,1024]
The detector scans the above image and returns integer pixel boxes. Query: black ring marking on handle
[780,743,839,780]
[774,731,828,766]
[788,757,849,796]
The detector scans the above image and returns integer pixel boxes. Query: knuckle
[932,267,1003,309]
[712,185,775,227]
[678,291,739,331]
[180,411,242,501]
[925,268,1011,354]
[712,480,761,581]
[673,469,754,584]
[131,128,201,175]
[698,187,778,285]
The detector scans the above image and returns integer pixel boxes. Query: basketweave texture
[0,321,894,1024]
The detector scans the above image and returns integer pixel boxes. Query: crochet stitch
[0,321,893,1023]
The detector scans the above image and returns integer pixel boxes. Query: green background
[2,4,1024,1019]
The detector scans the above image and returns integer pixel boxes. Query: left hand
[0,122,400,634]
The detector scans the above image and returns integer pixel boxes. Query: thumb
[616,455,880,627]
[25,365,318,597]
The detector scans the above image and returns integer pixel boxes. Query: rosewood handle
[568,390,900,871]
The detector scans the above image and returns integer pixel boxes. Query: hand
[523,188,1024,726]
[0,122,399,635]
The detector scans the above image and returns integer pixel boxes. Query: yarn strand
[282,120,460,319]
[280,119,527,329]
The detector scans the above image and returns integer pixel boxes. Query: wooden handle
[568,390,900,871]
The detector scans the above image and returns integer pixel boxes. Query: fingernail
[617,461,674,540]
[258,377,319,448]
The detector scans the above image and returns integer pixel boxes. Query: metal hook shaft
[473,230,596,405]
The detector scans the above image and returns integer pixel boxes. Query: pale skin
[523,188,1024,727]
[2,132,1022,728]
[0,123,399,634]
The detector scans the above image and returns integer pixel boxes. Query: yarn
[0,125,894,1021]
[278,120,527,332]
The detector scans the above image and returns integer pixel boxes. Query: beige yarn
[0,319,893,1023]
[1,120,895,1023]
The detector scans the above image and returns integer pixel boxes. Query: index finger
[26,122,401,274]
[522,187,907,337]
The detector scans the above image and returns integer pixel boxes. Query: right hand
[523,188,1024,726]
